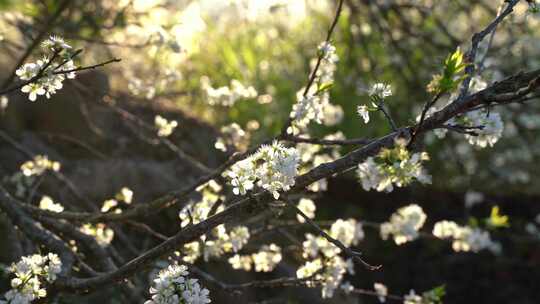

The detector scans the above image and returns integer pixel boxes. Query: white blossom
[357,105,370,123]
[228,254,253,271]
[296,198,316,223]
[215,123,247,152]
[201,77,257,107]
[177,185,251,264]
[15,38,76,101]
[181,242,201,264]
[464,111,504,148]
[41,35,72,52]
[340,281,355,294]
[288,92,326,135]
[251,244,282,272]
[432,220,461,239]
[433,220,500,254]
[302,233,339,259]
[155,115,178,137]
[15,63,41,81]
[101,199,120,213]
[228,226,250,252]
[80,223,114,246]
[226,141,299,199]
[20,155,60,177]
[20,83,46,102]
[357,139,431,193]
[38,196,64,213]
[296,258,323,281]
[322,103,344,126]
[297,217,364,298]
[117,187,134,204]
[145,264,211,304]
[179,198,223,228]
[317,41,339,83]
[318,41,336,60]
[369,83,392,99]
[464,191,484,208]
[380,204,427,245]
[330,219,364,246]
[0,95,8,112]
[1,253,62,304]
[288,41,339,135]
[403,289,422,304]
[374,282,388,303]
[297,255,352,298]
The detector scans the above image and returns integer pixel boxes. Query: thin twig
[458,0,520,99]
[284,136,372,146]
[0,58,121,96]
[375,100,398,131]
[408,92,443,147]
[284,198,381,271]
[52,58,121,75]
[279,0,345,136]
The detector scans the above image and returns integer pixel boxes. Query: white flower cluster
[464,190,484,209]
[128,69,182,100]
[369,83,393,99]
[39,196,64,213]
[357,83,393,124]
[431,77,504,148]
[357,139,431,192]
[20,155,60,177]
[15,36,76,101]
[80,223,115,246]
[357,105,370,124]
[463,111,504,148]
[226,141,299,199]
[432,220,500,253]
[374,282,388,303]
[179,195,223,228]
[248,244,282,272]
[297,255,353,299]
[200,225,251,261]
[341,282,388,302]
[287,42,340,135]
[228,243,282,272]
[155,115,178,137]
[128,78,157,100]
[380,204,427,245]
[214,123,248,152]
[403,289,422,304]
[295,132,344,192]
[316,42,338,83]
[201,76,257,107]
[322,103,344,126]
[525,214,540,239]
[145,264,211,304]
[1,95,8,112]
[101,187,134,213]
[403,288,444,304]
[296,198,316,223]
[288,88,329,135]
[0,253,62,304]
[3,155,61,198]
[178,182,251,263]
[297,218,364,298]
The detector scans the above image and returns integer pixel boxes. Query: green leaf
[422,285,446,303]
[427,48,469,94]
[487,205,510,228]
[317,82,334,93]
